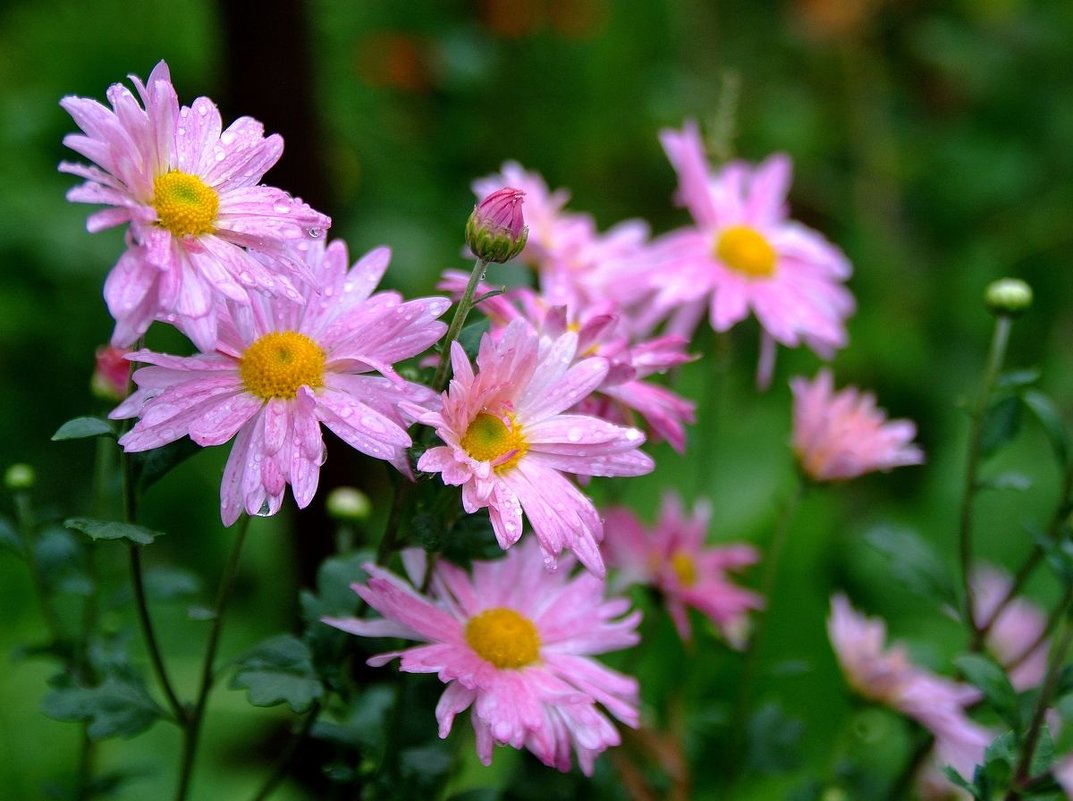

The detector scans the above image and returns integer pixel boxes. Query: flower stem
[174,514,251,801]
[961,314,1012,647]
[431,258,488,392]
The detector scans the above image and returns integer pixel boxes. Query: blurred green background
[3,0,1073,798]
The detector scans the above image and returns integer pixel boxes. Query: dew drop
[307,228,323,239]
[567,427,583,443]
[274,203,291,214]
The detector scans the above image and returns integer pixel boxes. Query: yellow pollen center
[460,412,528,473]
[715,225,777,278]
[152,171,219,236]
[465,607,541,669]
[239,331,326,400]
[670,551,697,587]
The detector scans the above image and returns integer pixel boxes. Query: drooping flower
[465,187,529,263]
[971,566,1048,691]
[60,60,331,350]
[791,369,923,481]
[323,539,641,775]
[110,241,448,524]
[408,318,655,576]
[603,493,762,645]
[437,271,696,451]
[649,121,854,362]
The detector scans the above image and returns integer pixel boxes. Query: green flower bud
[4,463,36,491]
[985,278,1033,317]
[326,487,372,522]
[465,188,528,264]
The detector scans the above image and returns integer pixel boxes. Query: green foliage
[1021,391,1070,468]
[979,396,1024,460]
[64,517,163,546]
[746,702,805,775]
[50,416,116,441]
[0,514,25,558]
[128,437,202,493]
[229,634,324,714]
[954,654,1021,731]
[41,675,166,739]
[863,525,957,608]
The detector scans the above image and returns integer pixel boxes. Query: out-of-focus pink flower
[602,493,762,646]
[92,345,132,400]
[791,369,923,481]
[646,121,854,360]
[437,271,696,451]
[972,566,1049,691]
[323,538,641,775]
[407,318,654,576]
[111,241,447,525]
[465,187,528,263]
[59,60,331,350]
[1054,755,1073,798]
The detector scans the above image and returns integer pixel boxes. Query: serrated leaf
[129,437,202,493]
[0,515,25,558]
[42,676,166,739]
[1022,390,1070,468]
[51,416,116,441]
[864,525,957,607]
[955,654,1021,731]
[230,635,323,713]
[980,395,1023,459]
[982,730,1017,789]
[65,517,163,546]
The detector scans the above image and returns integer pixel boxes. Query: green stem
[1005,616,1073,800]
[431,258,488,393]
[129,545,187,723]
[174,514,251,801]
[247,700,323,801]
[962,315,1013,648]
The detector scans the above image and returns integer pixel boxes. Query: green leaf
[129,437,202,492]
[229,634,323,713]
[996,369,1041,390]
[977,471,1033,492]
[864,525,957,607]
[746,702,804,774]
[457,318,491,361]
[51,416,116,441]
[312,685,394,751]
[981,730,1017,789]
[1022,390,1070,467]
[65,517,164,546]
[979,395,1023,459]
[0,515,25,558]
[399,740,454,793]
[954,654,1021,731]
[42,676,166,739]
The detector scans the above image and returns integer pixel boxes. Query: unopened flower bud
[465,187,527,263]
[985,278,1033,317]
[92,345,132,401]
[4,463,36,491]
[326,487,372,522]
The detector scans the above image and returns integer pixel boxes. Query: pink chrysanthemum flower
[110,241,448,524]
[603,493,762,646]
[438,271,696,451]
[60,60,331,350]
[650,121,854,360]
[791,369,924,481]
[408,318,655,576]
[323,539,641,775]
[972,565,1049,691]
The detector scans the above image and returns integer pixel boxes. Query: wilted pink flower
[603,493,762,645]
[408,318,655,576]
[60,60,331,350]
[323,539,641,775]
[111,241,447,524]
[465,187,528,263]
[791,369,923,481]
[648,121,854,361]
[92,345,132,400]
[972,566,1049,690]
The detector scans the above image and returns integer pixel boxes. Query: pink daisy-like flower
[110,241,448,524]
[650,121,854,359]
[408,318,655,577]
[323,539,641,775]
[60,60,331,350]
[791,369,924,481]
[603,493,762,645]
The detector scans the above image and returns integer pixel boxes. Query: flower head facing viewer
[791,369,923,481]
[60,60,331,350]
[324,538,641,775]
[408,318,655,577]
[111,241,448,524]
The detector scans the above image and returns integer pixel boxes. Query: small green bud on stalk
[4,463,36,491]
[465,188,527,263]
[326,487,372,522]
[985,278,1033,317]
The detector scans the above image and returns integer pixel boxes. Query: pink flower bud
[465,187,528,263]
[92,345,132,401]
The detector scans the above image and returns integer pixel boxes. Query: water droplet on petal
[307,228,323,238]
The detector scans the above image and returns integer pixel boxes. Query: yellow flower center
[239,331,326,400]
[460,412,527,473]
[670,551,697,587]
[714,225,777,278]
[152,170,219,237]
[465,607,541,669]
